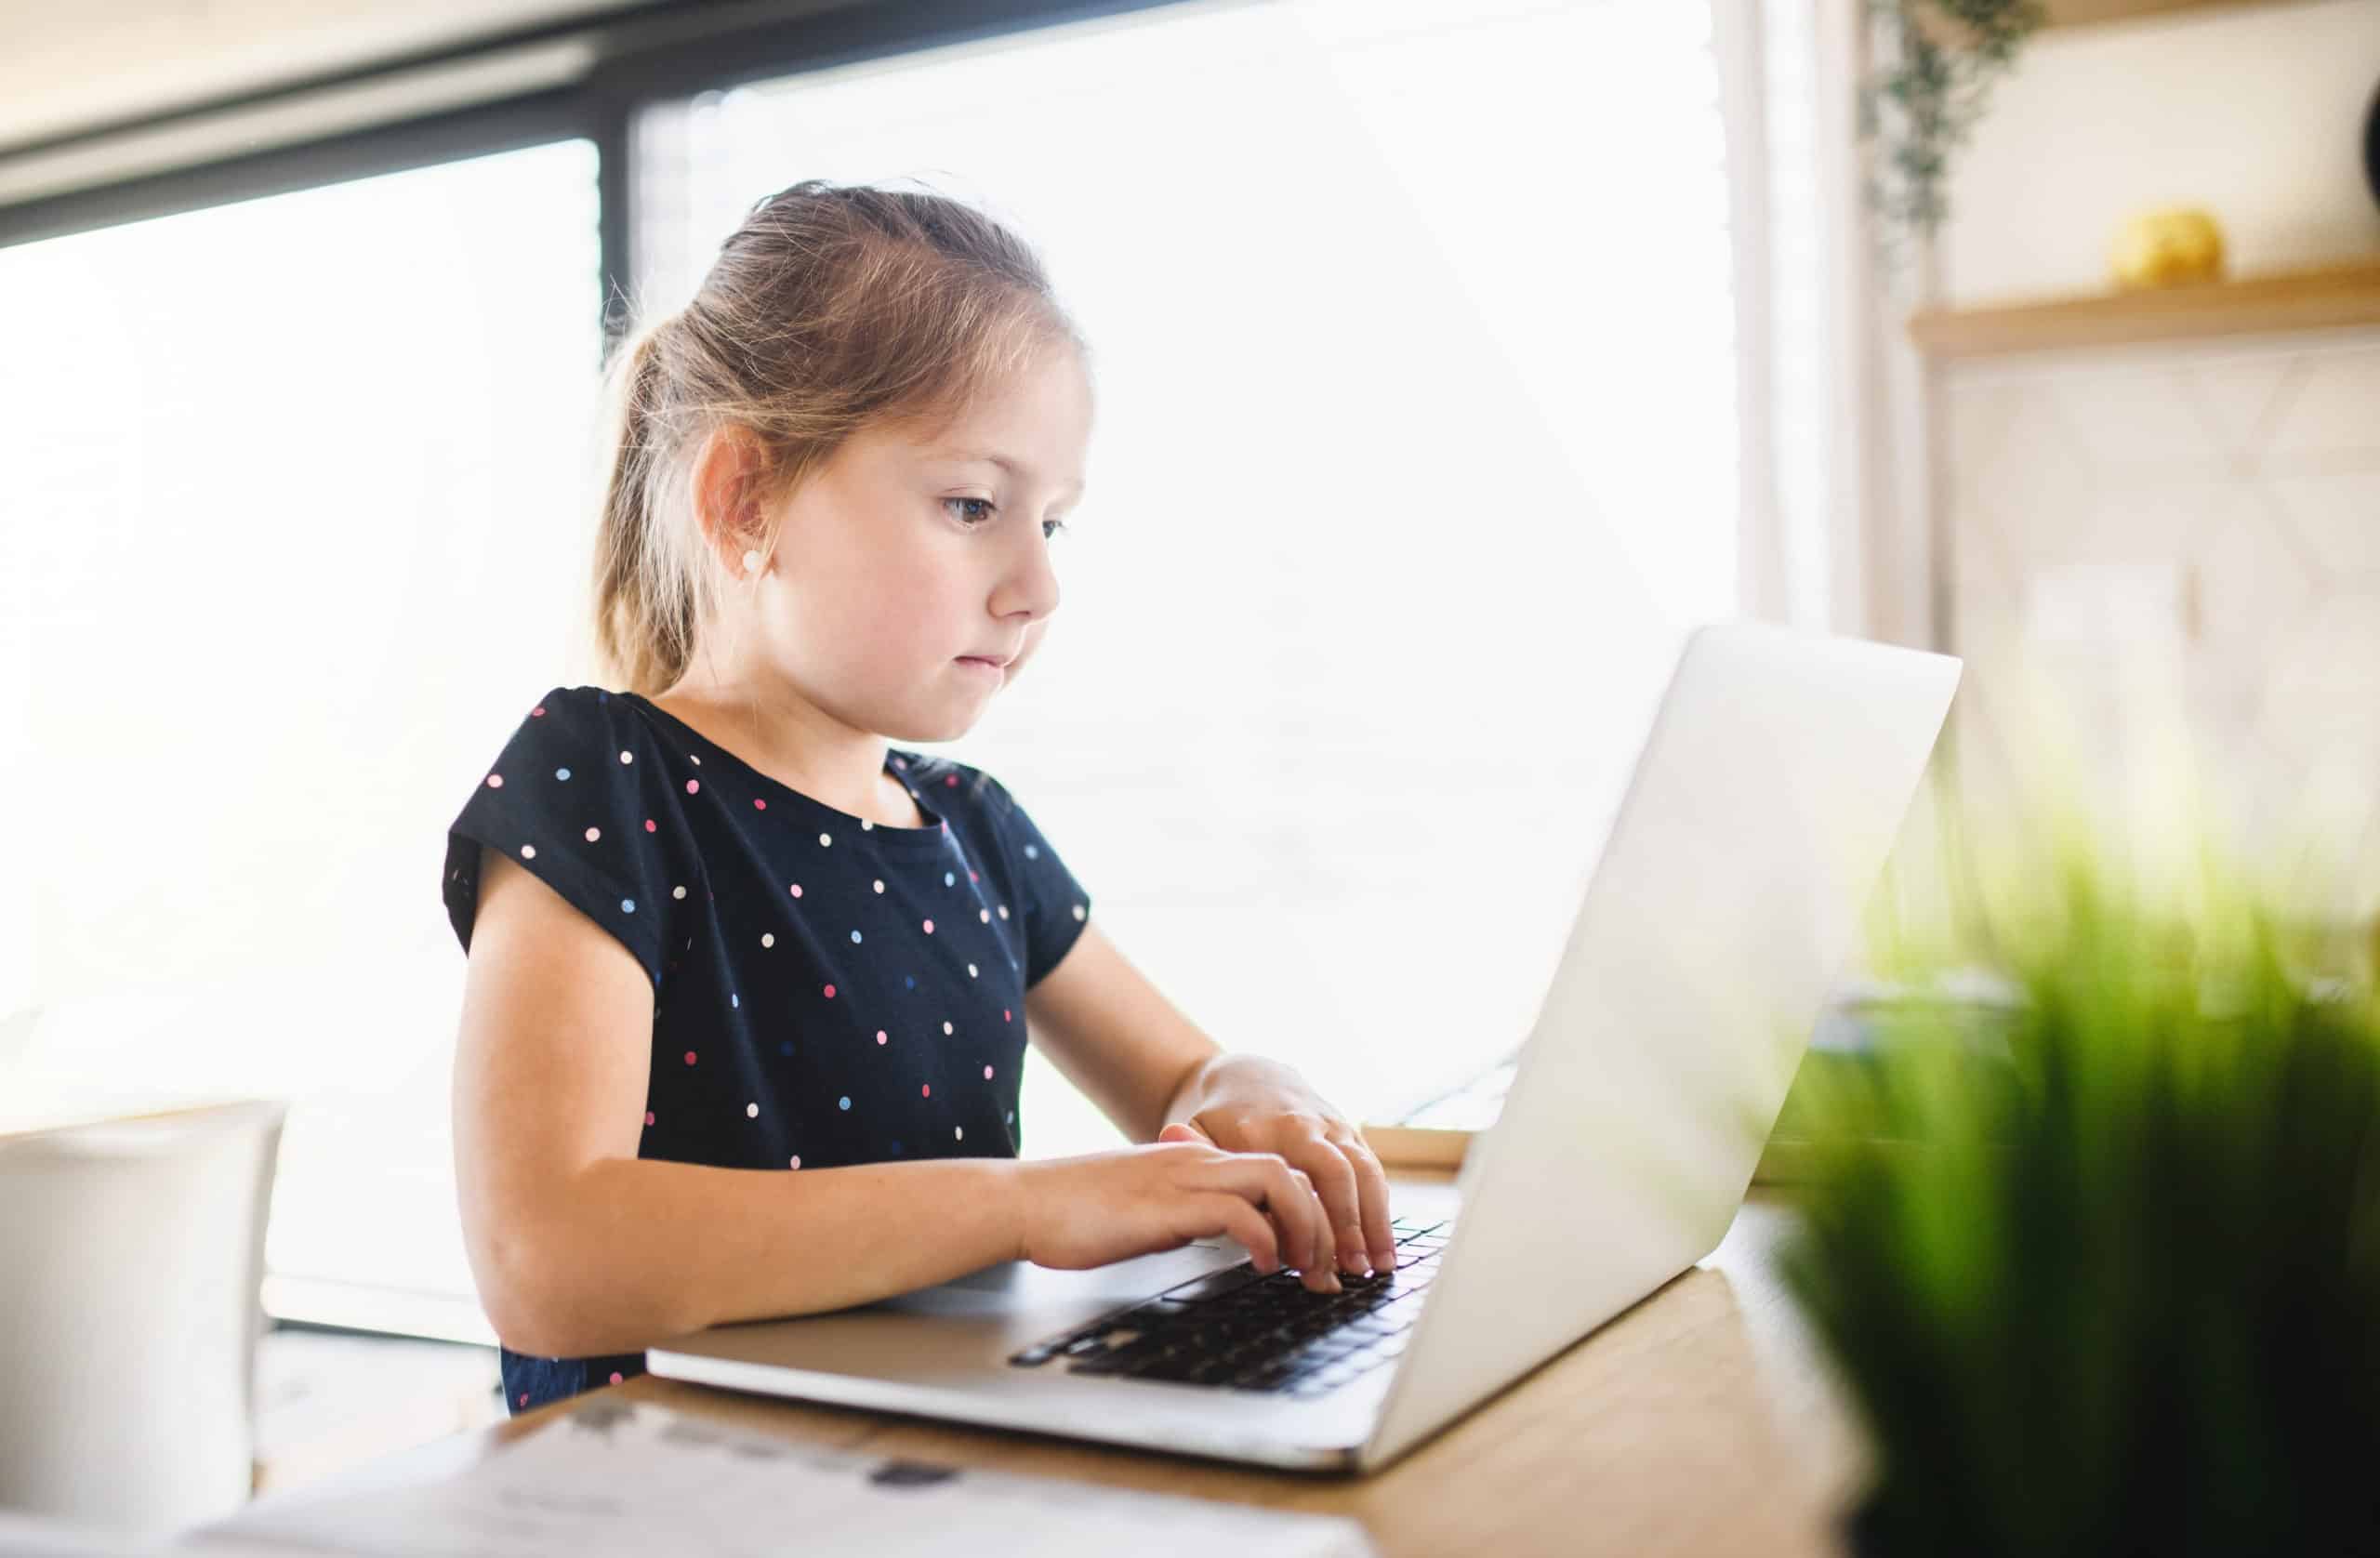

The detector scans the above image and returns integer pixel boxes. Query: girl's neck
[644,677,921,828]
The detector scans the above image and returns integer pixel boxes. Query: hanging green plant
[1857,0,2046,278]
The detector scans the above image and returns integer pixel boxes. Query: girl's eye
[944,495,1071,541]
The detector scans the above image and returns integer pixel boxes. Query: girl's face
[744,347,1092,745]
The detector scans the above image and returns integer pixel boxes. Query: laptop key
[1162,1265,1267,1303]
[1231,1360,1296,1390]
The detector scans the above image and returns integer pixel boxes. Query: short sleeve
[442,686,675,986]
[978,772,1092,989]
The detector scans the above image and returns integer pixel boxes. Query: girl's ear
[690,423,774,573]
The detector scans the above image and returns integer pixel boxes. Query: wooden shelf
[2039,0,2298,29]
[1908,256,2380,359]
[1912,0,2299,46]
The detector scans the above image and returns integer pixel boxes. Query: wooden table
[281,1178,1871,1557]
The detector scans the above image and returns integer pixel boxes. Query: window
[0,139,601,1338]
[3,0,1801,1337]
[629,0,1745,1159]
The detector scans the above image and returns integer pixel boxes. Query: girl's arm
[1025,921,1400,1280]
[454,847,1025,1360]
[1020,921,1221,1145]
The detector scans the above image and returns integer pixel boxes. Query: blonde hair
[589,178,1090,694]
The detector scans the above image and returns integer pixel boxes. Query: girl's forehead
[873,354,1091,485]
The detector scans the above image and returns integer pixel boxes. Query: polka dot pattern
[443,687,1091,1419]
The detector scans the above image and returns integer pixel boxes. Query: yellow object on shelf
[2110,205,2227,288]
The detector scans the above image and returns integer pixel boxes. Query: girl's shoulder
[479,683,632,750]
[446,685,692,989]
[886,746,1012,816]
[483,685,691,768]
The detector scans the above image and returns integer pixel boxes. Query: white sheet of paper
[0,1509,338,1558]
[182,1396,1377,1558]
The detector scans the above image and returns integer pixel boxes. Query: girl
[442,179,1399,1416]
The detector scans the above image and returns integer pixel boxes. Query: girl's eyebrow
[932,447,1085,500]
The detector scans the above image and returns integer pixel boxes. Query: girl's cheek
[1008,623,1049,679]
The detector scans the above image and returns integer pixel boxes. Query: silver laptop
[645,622,1962,1473]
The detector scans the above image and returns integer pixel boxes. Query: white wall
[1941,0,2380,306]
[1927,0,2380,920]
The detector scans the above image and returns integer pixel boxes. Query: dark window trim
[0,0,757,166]
[0,0,1194,332]
[0,89,594,253]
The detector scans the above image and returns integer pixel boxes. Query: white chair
[0,1098,287,1538]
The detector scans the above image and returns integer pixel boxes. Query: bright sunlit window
[0,139,602,1338]
[0,0,1777,1335]
[631,0,1743,1158]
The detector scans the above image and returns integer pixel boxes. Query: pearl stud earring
[742,549,762,575]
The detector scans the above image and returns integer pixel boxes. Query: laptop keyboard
[1006,1215,1453,1399]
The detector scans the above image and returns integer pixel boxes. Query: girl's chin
[878,696,986,746]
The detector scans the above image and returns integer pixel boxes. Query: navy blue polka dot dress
[441,686,1091,1416]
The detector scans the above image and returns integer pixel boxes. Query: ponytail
[590,317,697,694]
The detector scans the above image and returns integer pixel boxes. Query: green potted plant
[1858,0,2045,277]
[1777,813,2380,1554]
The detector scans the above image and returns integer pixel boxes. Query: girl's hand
[1012,1138,1347,1294]
[1156,1058,1398,1286]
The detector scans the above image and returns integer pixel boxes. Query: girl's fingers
[1281,1129,1370,1275]
[1201,1152,1335,1290]
[1273,1162,1335,1291]
[1327,1129,1398,1274]
[1184,1191,1279,1272]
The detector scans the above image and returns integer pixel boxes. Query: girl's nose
[998,541,1062,624]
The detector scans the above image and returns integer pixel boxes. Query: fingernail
[1343,1251,1370,1276]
